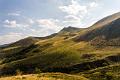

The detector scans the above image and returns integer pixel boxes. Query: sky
[0,0,120,45]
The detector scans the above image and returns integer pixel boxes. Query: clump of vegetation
[16,69,23,75]
[34,67,42,74]
[83,64,120,80]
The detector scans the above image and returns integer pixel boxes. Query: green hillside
[0,12,120,80]
[0,73,88,80]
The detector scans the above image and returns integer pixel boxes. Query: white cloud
[4,20,18,28]
[59,0,99,27]
[0,32,25,45]
[36,19,60,30]
[63,15,81,23]
[25,18,63,37]
[65,15,81,21]
[89,2,98,8]
[4,20,29,28]
[8,11,21,16]
[8,13,20,16]
[27,18,34,24]
[63,15,82,27]
[3,18,61,37]
[59,0,87,15]
[29,28,54,37]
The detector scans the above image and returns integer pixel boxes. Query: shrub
[35,67,42,74]
[105,72,113,80]
[16,69,22,75]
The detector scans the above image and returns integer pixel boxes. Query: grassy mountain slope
[74,12,120,46]
[91,12,120,29]
[0,12,120,80]
[0,73,88,80]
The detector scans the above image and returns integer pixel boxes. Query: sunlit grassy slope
[0,34,120,74]
[0,73,88,80]
[0,12,120,80]
[80,63,120,80]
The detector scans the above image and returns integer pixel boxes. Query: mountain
[0,44,9,48]
[59,26,81,33]
[8,37,40,47]
[57,26,81,36]
[74,12,120,46]
[0,12,120,80]
[92,12,120,28]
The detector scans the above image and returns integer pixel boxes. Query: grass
[0,35,120,75]
[0,46,21,52]
[0,73,89,80]
[0,12,120,80]
[79,63,120,80]
[0,30,120,79]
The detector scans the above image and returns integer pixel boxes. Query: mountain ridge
[0,12,120,80]
[74,12,120,45]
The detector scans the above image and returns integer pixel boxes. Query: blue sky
[0,0,120,45]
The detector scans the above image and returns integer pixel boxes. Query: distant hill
[9,37,40,47]
[0,44,9,48]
